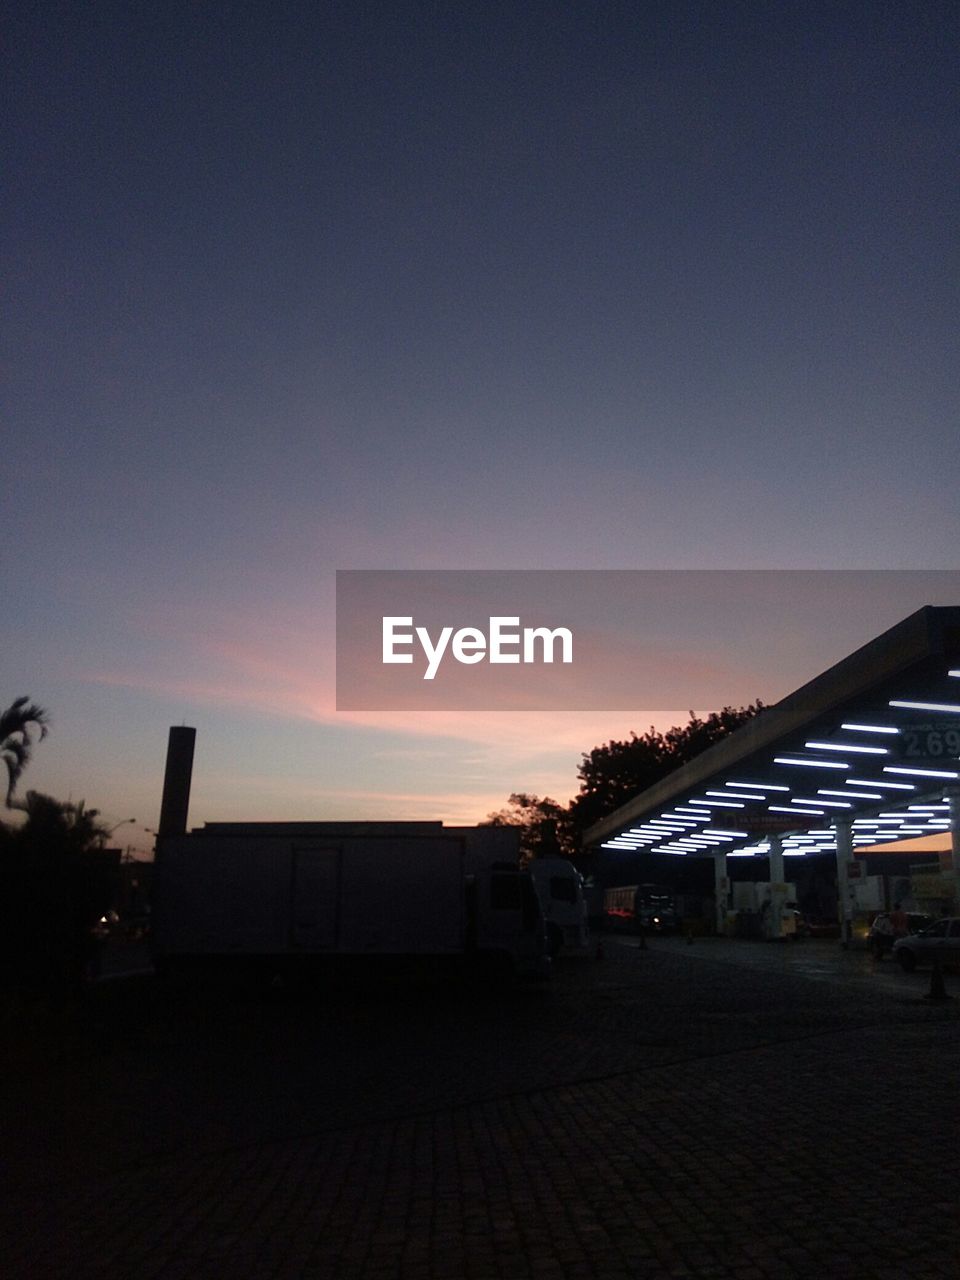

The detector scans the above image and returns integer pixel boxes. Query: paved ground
[2,936,959,1279]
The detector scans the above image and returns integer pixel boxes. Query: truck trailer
[152,820,549,978]
[603,883,679,933]
[150,728,549,979]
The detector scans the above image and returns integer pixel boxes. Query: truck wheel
[546,923,563,958]
[897,949,916,973]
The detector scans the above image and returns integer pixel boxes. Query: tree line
[1,698,114,995]
[482,703,765,863]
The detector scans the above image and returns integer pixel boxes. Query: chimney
[158,726,196,838]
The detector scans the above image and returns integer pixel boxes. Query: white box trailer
[152,821,549,978]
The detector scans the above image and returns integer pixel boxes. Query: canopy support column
[767,835,787,940]
[945,788,960,915]
[834,819,855,950]
[714,850,728,936]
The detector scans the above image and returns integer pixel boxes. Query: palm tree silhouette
[1,697,49,806]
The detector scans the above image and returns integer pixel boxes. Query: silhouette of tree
[0,701,115,994]
[567,703,765,844]
[1,792,112,993]
[1,697,49,805]
[480,792,573,863]
[484,705,765,863]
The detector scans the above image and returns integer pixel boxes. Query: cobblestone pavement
[3,937,958,1278]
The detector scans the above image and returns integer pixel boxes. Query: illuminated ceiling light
[889,699,960,714]
[805,741,888,755]
[674,807,709,816]
[688,799,746,808]
[793,798,852,808]
[841,723,900,734]
[949,670,960,678]
[706,790,758,800]
[819,788,882,800]
[769,805,825,815]
[774,757,848,770]
[725,782,791,792]
[704,829,751,839]
[884,765,959,779]
[847,778,915,791]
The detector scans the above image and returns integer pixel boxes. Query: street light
[100,818,136,845]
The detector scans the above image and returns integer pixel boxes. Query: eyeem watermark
[336,569,960,711]
[383,616,573,680]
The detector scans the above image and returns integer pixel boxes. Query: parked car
[893,918,960,972]
[868,911,934,959]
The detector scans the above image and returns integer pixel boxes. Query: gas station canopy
[584,606,960,860]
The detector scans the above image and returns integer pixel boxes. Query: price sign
[898,723,960,761]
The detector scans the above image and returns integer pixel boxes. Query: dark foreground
[2,937,958,1279]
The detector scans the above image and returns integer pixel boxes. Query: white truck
[152,820,549,979]
[528,857,590,956]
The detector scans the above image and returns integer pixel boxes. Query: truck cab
[528,857,590,956]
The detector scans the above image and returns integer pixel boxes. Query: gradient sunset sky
[4,3,958,854]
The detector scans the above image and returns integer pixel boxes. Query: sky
[3,2,958,855]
